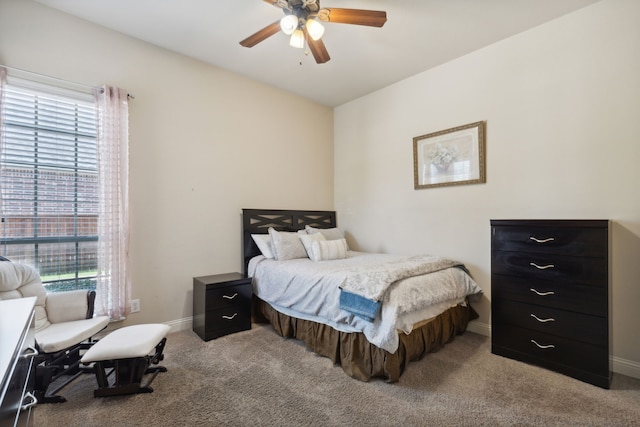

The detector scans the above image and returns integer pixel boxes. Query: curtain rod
[1,64,135,99]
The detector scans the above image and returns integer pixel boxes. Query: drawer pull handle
[530,288,555,296]
[223,293,238,300]
[530,314,555,323]
[21,346,39,359]
[530,262,555,270]
[21,392,38,410]
[530,236,555,243]
[222,313,238,320]
[531,340,555,349]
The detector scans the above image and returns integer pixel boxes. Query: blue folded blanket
[339,290,380,322]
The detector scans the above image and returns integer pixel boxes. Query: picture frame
[413,121,486,189]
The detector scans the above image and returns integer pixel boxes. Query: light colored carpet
[34,324,640,426]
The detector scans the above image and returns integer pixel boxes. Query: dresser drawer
[0,299,36,427]
[492,275,607,317]
[492,299,606,345]
[492,252,606,287]
[492,323,609,379]
[0,351,33,427]
[491,223,608,257]
[205,283,252,310]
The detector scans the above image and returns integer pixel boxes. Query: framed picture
[413,121,486,189]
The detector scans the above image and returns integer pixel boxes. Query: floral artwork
[428,143,458,172]
[413,121,486,189]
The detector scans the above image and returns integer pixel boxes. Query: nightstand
[192,273,252,341]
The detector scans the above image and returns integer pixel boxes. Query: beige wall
[2,0,639,377]
[0,0,334,326]
[334,0,640,375]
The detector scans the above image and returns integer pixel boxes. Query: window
[0,77,98,292]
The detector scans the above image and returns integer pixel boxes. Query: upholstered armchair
[0,260,109,403]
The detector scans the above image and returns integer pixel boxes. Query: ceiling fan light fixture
[289,29,305,48]
[240,2,386,65]
[280,14,298,35]
[305,18,324,41]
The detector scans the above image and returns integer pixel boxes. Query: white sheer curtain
[0,67,5,155]
[94,85,130,320]
[0,67,6,220]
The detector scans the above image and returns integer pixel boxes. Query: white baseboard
[611,355,640,379]
[467,319,491,337]
[166,316,193,333]
[467,320,640,380]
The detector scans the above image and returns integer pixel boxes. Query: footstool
[81,323,170,397]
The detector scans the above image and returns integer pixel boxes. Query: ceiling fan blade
[317,8,387,27]
[305,30,330,64]
[263,0,284,8]
[240,21,281,48]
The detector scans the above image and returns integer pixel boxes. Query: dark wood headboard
[241,209,337,277]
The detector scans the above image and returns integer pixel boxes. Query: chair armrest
[45,290,95,324]
[87,290,97,318]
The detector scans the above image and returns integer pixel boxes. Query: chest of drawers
[193,273,252,341]
[490,220,610,388]
[0,298,38,427]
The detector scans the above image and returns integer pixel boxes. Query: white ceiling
[34,0,600,107]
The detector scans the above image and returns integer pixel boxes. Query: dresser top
[491,219,608,228]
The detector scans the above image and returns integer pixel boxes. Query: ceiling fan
[240,0,387,64]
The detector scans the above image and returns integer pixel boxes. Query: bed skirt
[251,296,478,382]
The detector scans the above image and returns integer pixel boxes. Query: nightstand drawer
[206,283,252,310]
[491,252,606,287]
[491,275,607,317]
[492,299,606,345]
[203,307,251,340]
[491,224,607,257]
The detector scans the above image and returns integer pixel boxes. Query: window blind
[0,77,99,291]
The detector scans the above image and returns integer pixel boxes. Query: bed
[242,208,481,382]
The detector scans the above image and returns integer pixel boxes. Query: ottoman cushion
[81,324,170,363]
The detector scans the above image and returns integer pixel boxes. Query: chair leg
[93,361,110,389]
[149,338,167,365]
[34,341,98,403]
[92,358,165,397]
[89,338,169,398]
[34,364,66,404]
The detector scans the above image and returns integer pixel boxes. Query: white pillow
[299,232,326,257]
[251,234,274,259]
[308,238,348,262]
[305,226,348,249]
[268,227,308,261]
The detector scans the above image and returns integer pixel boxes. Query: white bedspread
[249,251,481,353]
